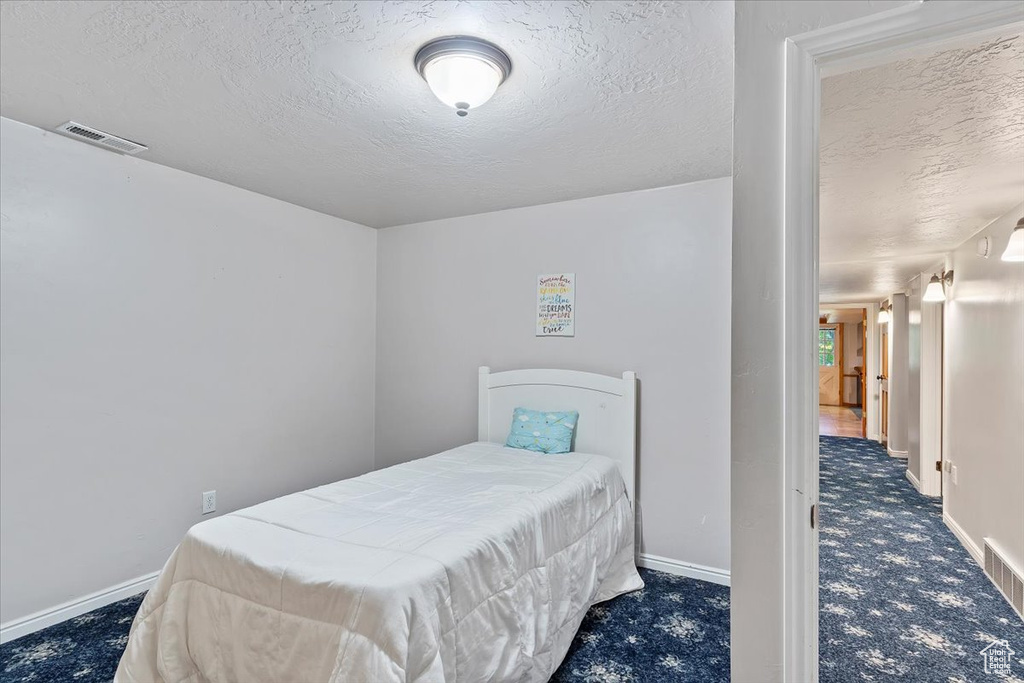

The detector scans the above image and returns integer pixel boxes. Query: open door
[818,324,843,406]
[862,309,867,437]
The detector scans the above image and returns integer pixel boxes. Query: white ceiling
[0,1,733,228]
[819,33,1024,304]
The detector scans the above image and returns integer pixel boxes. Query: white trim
[638,553,730,587]
[783,31,821,683]
[943,512,984,567]
[0,571,158,644]
[782,3,1023,681]
[887,446,909,459]
[905,468,921,493]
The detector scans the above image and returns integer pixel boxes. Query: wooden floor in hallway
[819,405,863,438]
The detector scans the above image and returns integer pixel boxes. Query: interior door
[879,328,889,443]
[818,324,843,406]
[861,309,868,437]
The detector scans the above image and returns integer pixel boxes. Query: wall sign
[536,273,575,337]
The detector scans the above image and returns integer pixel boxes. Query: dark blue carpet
[819,435,1023,682]
[0,593,142,682]
[552,569,731,682]
[0,568,729,682]
[4,437,1019,682]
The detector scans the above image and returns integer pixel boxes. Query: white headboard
[477,366,638,507]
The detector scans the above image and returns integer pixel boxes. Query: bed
[115,367,642,683]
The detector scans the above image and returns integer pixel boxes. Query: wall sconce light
[923,270,954,303]
[877,303,890,324]
[1001,217,1024,262]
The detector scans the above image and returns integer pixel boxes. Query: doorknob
[876,375,883,380]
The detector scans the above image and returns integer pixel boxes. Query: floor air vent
[984,539,1024,618]
[54,121,148,155]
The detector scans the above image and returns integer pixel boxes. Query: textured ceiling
[0,0,733,228]
[820,33,1024,304]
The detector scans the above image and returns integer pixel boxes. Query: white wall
[731,1,913,680]
[376,178,733,573]
[907,280,922,477]
[906,270,944,495]
[0,118,378,624]
[918,274,943,497]
[943,203,1024,574]
[887,293,909,455]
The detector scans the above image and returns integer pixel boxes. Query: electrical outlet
[202,490,216,515]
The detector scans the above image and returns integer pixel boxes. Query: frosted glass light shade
[415,36,511,116]
[423,55,502,110]
[922,275,946,302]
[1002,223,1024,262]
[877,308,889,324]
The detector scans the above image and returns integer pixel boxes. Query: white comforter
[115,442,642,683]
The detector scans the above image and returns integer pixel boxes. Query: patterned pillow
[505,407,579,454]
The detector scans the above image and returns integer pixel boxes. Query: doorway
[776,3,1024,682]
[818,308,867,438]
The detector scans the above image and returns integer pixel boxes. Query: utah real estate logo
[980,639,1014,676]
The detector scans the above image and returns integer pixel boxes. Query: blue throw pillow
[505,407,579,454]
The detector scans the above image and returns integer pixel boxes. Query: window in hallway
[819,327,837,366]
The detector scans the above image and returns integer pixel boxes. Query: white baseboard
[887,446,908,459]
[943,512,984,568]
[638,552,730,586]
[0,571,158,644]
[905,468,921,492]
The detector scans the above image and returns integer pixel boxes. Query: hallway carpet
[819,435,1023,682]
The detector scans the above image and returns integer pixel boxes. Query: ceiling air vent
[54,121,148,155]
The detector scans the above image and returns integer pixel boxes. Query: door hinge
[935,461,942,471]
[810,503,817,529]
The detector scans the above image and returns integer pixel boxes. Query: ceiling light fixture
[415,36,511,116]
[1001,217,1024,262]
[877,303,889,324]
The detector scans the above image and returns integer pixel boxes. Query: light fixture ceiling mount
[415,36,512,116]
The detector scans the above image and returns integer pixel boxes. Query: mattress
[115,441,643,683]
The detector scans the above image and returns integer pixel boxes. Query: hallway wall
[887,293,909,457]
[907,276,922,483]
[942,203,1024,575]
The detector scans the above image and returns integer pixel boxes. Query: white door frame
[782,2,1023,680]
